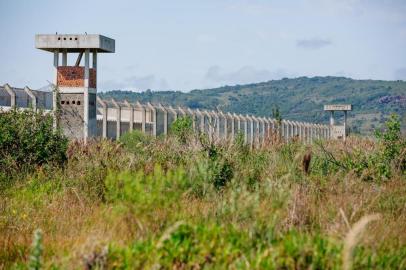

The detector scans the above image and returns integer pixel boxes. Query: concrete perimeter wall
[1,84,331,145]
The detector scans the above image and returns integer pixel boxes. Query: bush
[170,116,193,143]
[0,109,68,187]
[312,114,405,180]
[374,114,406,177]
[119,129,151,153]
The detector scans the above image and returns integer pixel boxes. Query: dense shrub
[0,109,68,187]
[312,114,406,180]
[170,116,193,143]
[374,114,406,177]
[119,129,152,154]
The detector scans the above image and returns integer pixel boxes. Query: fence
[1,84,331,145]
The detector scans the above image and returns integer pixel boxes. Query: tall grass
[0,114,405,269]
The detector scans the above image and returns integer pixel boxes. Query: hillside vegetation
[1,109,406,269]
[101,76,406,135]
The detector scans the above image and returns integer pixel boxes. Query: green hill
[100,76,406,135]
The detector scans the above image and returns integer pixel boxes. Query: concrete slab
[35,34,115,53]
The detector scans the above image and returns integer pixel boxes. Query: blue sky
[0,0,405,91]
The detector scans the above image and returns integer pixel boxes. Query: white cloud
[296,38,332,50]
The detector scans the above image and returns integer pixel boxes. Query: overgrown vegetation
[313,113,406,180]
[0,109,68,190]
[1,111,405,269]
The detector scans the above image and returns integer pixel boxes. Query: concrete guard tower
[324,104,352,140]
[35,34,115,141]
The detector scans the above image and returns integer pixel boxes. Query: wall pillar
[214,111,220,138]
[148,103,157,137]
[188,108,196,131]
[229,113,235,140]
[4,84,16,107]
[160,104,168,135]
[112,99,121,140]
[24,87,37,111]
[124,100,134,132]
[97,97,107,138]
[136,102,146,133]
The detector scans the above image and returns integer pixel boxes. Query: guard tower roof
[35,34,115,53]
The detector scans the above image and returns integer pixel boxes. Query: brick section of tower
[57,66,96,88]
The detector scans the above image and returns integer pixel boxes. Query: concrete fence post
[111,98,121,140]
[124,100,134,132]
[204,110,212,138]
[228,113,235,140]
[196,109,204,133]
[136,101,146,133]
[290,121,294,139]
[314,124,318,140]
[187,108,196,131]
[24,86,37,112]
[326,125,330,139]
[247,115,254,147]
[148,102,157,137]
[302,123,306,143]
[214,111,220,138]
[239,114,247,144]
[260,117,266,146]
[253,116,260,147]
[294,121,299,138]
[267,118,274,139]
[306,123,310,143]
[178,107,186,117]
[236,113,241,133]
[312,124,316,143]
[158,103,168,135]
[291,121,296,140]
[169,106,178,121]
[318,124,322,140]
[96,97,107,138]
[297,122,302,141]
[4,84,16,107]
[220,112,227,139]
[284,120,289,140]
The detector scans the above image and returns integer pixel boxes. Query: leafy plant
[170,116,193,143]
[0,109,68,189]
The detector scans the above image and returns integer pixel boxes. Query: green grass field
[1,111,405,269]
